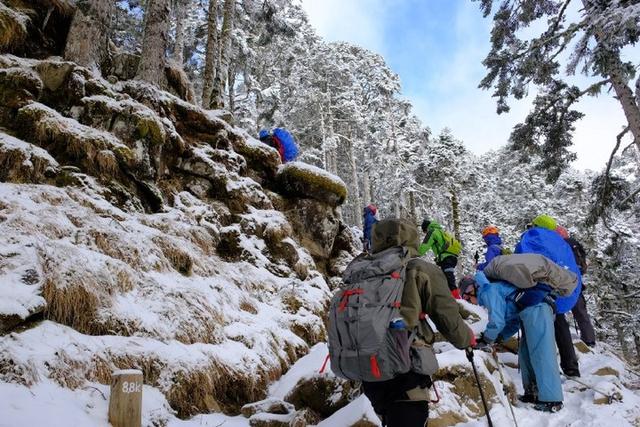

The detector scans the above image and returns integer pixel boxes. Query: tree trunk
[228,63,236,113]
[408,190,416,224]
[347,134,362,228]
[362,145,371,206]
[609,66,640,156]
[451,188,461,241]
[64,0,115,71]
[137,0,171,86]
[172,0,186,63]
[211,0,235,109]
[201,0,219,108]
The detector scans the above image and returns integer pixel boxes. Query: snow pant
[437,256,458,291]
[519,303,563,403]
[362,371,431,427]
[554,313,580,376]
[571,292,596,345]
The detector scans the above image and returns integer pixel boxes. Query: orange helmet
[481,225,499,237]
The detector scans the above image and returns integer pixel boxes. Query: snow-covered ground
[2,299,639,426]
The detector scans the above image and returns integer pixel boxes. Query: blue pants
[519,303,563,402]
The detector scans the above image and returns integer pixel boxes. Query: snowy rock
[240,398,295,418]
[276,162,348,207]
[284,198,341,261]
[0,131,59,183]
[0,66,42,109]
[285,375,356,419]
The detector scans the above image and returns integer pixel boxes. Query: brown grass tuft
[0,4,28,51]
[153,237,194,276]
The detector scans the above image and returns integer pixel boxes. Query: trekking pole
[466,348,494,427]
[561,374,620,404]
[491,347,519,427]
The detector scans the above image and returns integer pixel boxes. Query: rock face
[0,52,357,419]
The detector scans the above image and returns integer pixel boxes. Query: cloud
[300,0,387,53]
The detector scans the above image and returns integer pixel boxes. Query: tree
[201,0,219,107]
[475,0,640,181]
[172,0,187,64]
[64,0,115,71]
[210,0,235,109]
[137,0,171,86]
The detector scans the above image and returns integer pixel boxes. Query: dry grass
[153,236,194,276]
[0,144,53,183]
[41,252,135,335]
[89,229,145,270]
[0,4,28,51]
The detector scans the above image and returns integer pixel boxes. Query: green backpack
[442,231,462,255]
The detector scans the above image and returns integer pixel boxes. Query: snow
[0,132,59,168]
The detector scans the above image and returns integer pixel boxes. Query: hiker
[329,218,475,426]
[362,204,378,253]
[258,128,298,163]
[418,219,461,298]
[476,253,579,412]
[476,225,509,271]
[518,215,583,377]
[556,225,596,347]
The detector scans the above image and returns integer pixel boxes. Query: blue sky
[301,0,632,172]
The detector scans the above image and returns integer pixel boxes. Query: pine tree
[475,0,640,181]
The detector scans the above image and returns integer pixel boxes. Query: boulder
[275,162,347,207]
[284,199,340,261]
[285,375,355,419]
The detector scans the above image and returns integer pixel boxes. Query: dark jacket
[477,233,503,271]
[363,206,377,246]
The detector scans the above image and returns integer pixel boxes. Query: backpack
[566,237,588,274]
[442,231,462,255]
[272,128,298,162]
[328,247,415,382]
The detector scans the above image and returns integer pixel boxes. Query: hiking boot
[563,369,581,378]
[517,394,537,404]
[533,401,563,412]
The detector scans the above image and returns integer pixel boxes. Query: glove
[474,333,494,352]
[451,288,461,299]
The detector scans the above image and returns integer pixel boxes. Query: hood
[427,221,442,232]
[372,218,419,256]
[363,205,376,216]
[483,233,502,246]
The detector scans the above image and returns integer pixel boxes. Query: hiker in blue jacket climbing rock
[362,204,378,253]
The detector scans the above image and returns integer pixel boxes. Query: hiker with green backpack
[418,219,462,298]
[328,218,475,426]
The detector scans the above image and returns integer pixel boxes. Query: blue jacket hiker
[362,204,378,252]
[477,225,506,271]
[468,271,564,412]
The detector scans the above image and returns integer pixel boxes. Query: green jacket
[372,219,473,348]
[418,221,455,262]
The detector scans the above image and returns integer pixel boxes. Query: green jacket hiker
[419,219,460,296]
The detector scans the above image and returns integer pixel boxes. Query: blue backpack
[272,128,299,162]
[515,227,582,313]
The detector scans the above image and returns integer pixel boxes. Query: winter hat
[481,225,499,237]
[555,225,569,239]
[258,129,270,140]
[366,204,377,215]
[421,219,431,232]
[531,214,557,231]
[458,275,477,293]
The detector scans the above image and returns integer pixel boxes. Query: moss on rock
[276,162,347,207]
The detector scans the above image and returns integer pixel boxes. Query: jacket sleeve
[418,230,440,257]
[404,260,473,349]
[479,285,507,343]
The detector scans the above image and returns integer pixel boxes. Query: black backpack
[566,237,588,274]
